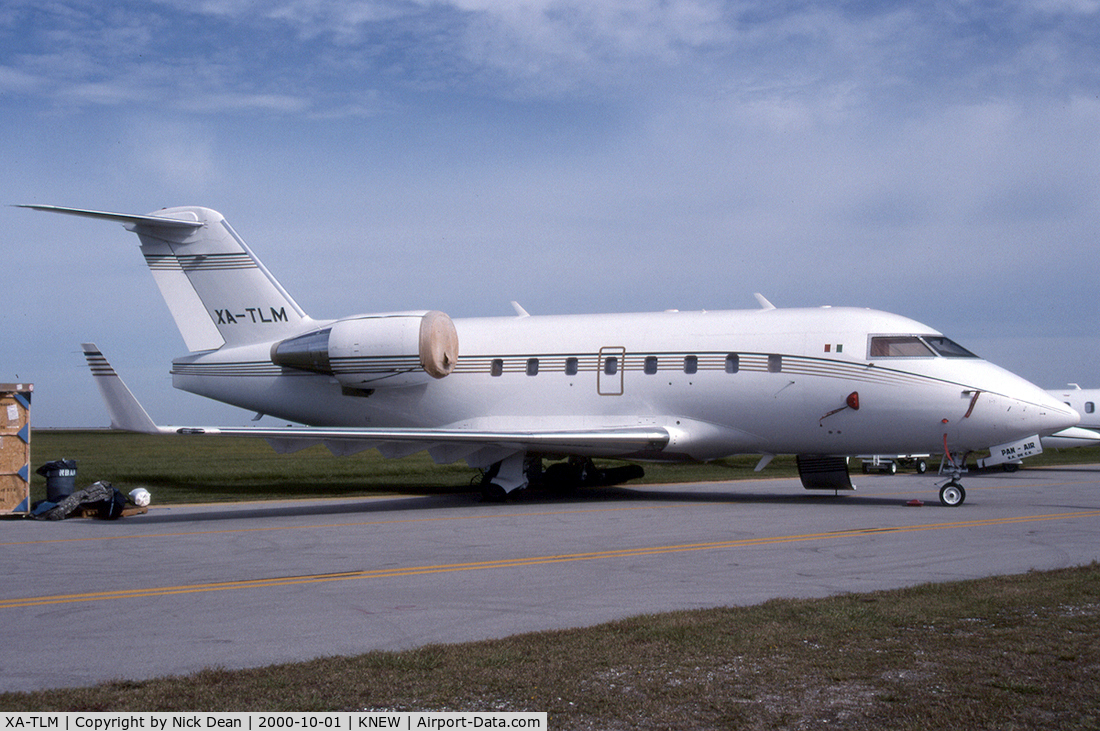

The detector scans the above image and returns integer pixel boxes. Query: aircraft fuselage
[171,306,1073,463]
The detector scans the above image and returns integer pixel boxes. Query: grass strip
[27,430,1100,505]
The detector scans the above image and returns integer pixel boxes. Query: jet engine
[271,310,459,388]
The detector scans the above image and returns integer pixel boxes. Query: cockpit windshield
[869,335,978,359]
[921,336,977,358]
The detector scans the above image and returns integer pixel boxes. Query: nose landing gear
[938,481,966,507]
[937,442,970,507]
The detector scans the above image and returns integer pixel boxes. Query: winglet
[81,344,171,434]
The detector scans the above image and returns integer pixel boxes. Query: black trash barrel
[37,459,77,502]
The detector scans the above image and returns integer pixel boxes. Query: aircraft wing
[181,425,671,464]
[1040,426,1100,450]
[81,344,670,466]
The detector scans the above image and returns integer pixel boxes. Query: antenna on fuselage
[754,293,777,310]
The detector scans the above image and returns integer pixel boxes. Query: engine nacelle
[271,310,459,388]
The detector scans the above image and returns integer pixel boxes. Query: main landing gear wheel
[939,482,966,507]
[480,482,508,503]
[477,458,518,503]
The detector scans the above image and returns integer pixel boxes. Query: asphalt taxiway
[3,465,1100,693]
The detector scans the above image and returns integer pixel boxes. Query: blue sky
[3,0,1099,427]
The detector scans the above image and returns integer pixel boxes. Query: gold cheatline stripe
[3,509,1098,609]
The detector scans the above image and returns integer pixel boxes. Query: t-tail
[21,205,311,352]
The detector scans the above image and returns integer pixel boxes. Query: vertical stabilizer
[22,205,311,352]
[133,206,309,351]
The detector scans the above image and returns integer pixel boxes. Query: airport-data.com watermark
[1,714,545,731]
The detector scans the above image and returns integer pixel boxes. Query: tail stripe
[82,349,118,377]
[144,252,257,271]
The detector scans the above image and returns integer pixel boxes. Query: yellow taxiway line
[4,508,1098,609]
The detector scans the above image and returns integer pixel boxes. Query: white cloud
[0,64,39,93]
[7,1,1099,114]
[126,119,223,192]
[179,92,313,114]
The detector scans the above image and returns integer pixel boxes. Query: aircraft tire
[939,482,966,507]
[480,483,508,503]
[543,462,581,495]
[600,464,645,486]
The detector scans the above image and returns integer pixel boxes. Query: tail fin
[81,343,169,434]
[23,205,310,352]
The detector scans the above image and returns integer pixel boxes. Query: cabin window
[1087,402,1096,414]
[725,354,739,373]
[684,355,698,374]
[644,356,658,374]
[565,357,578,376]
[526,358,539,376]
[768,354,782,373]
[604,356,618,376]
[491,359,503,377]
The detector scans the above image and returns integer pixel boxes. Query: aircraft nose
[1031,389,1080,435]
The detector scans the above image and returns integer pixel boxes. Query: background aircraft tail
[24,205,311,352]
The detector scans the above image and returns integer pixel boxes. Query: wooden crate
[0,384,32,514]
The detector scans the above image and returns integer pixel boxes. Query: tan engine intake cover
[419,310,459,378]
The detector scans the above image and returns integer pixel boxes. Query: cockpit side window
[869,335,979,359]
[869,336,935,358]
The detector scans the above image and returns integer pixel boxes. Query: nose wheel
[937,441,970,507]
[939,481,966,507]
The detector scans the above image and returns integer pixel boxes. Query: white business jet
[1042,385,1100,449]
[23,205,1079,506]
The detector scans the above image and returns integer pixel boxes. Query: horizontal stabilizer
[19,205,205,231]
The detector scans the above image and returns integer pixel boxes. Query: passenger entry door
[598,346,625,396]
